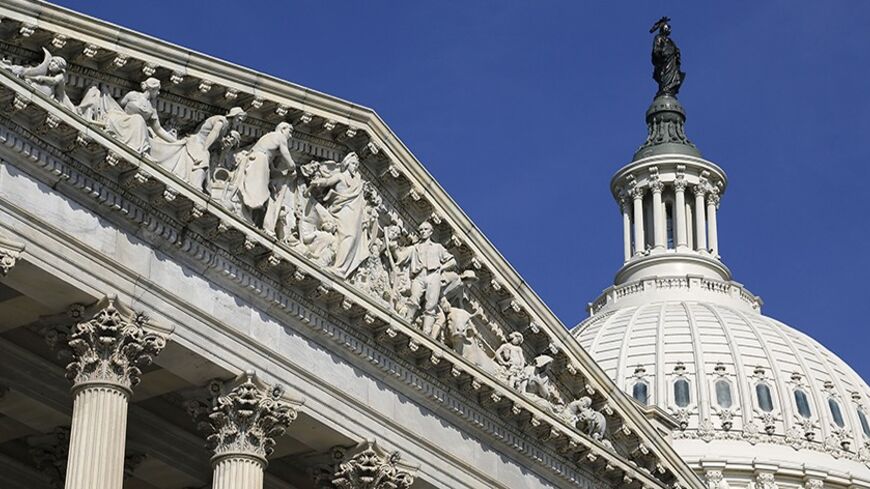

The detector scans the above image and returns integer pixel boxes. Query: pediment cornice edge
[0,5,701,487]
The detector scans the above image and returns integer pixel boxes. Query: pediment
[0,3,702,488]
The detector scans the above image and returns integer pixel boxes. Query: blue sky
[51,1,870,382]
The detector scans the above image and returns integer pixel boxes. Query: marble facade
[0,1,702,488]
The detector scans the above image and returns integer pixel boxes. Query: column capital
[187,372,301,463]
[0,234,25,277]
[616,188,630,210]
[706,188,721,207]
[673,176,688,192]
[649,178,664,194]
[690,184,706,197]
[331,441,417,489]
[61,297,169,393]
[629,185,645,200]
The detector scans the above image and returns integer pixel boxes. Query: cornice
[0,5,704,487]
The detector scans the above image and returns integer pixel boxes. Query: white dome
[573,295,870,486]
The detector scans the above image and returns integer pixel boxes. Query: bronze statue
[650,17,685,97]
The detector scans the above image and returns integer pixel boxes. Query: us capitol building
[0,2,865,489]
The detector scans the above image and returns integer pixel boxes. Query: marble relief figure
[152,106,246,191]
[306,152,370,278]
[0,48,76,110]
[239,122,296,223]
[0,43,589,424]
[97,77,177,154]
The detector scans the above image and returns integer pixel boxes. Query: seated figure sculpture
[100,77,177,154]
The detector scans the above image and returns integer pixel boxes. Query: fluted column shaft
[693,185,707,252]
[50,298,167,489]
[674,180,688,250]
[631,187,645,255]
[212,455,265,489]
[650,181,665,251]
[707,191,720,257]
[65,384,129,489]
[620,198,631,262]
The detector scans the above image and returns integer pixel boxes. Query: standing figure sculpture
[394,221,456,335]
[307,152,370,278]
[238,122,296,223]
[650,16,685,97]
[152,106,246,191]
[494,332,527,390]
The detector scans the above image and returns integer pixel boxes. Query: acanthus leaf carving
[186,373,300,462]
[331,441,416,489]
[57,297,168,391]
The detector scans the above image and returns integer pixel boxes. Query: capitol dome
[571,87,870,488]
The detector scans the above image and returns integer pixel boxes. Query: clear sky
[50,1,870,382]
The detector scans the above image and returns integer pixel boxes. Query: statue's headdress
[650,16,670,34]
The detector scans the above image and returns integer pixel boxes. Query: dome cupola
[574,17,870,489]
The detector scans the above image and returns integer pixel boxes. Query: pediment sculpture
[0,45,614,449]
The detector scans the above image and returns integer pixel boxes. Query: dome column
[691,184,707,253]
[674,175,689,251]
[706,189,720,258]
[631,185,646,256]
[619,192,632,262]
[650,175,666,252]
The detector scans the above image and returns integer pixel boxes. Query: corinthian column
[630,185,645,256]
[188,373,301,489]
[673,177,688,251]
[707,189,721,258]
[691,184,707,253]
[650,178,665,251]
[61,298,168,489]
[619,192,631,262]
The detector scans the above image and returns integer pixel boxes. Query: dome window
[756,383,774,412]
[857,409,870,438]
[794,389,812,418]
[632,381,649,405]
[828,399,845,428]
[715,380,732,409]
[674,379,691,408]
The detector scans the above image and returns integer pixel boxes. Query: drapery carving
[331,441,416,489]
[186,373,300,462]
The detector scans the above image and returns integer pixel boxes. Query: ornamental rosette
[65,297,167,390]
[332,441,416,489]
[0,235,25,276]
[188,373,299,461]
